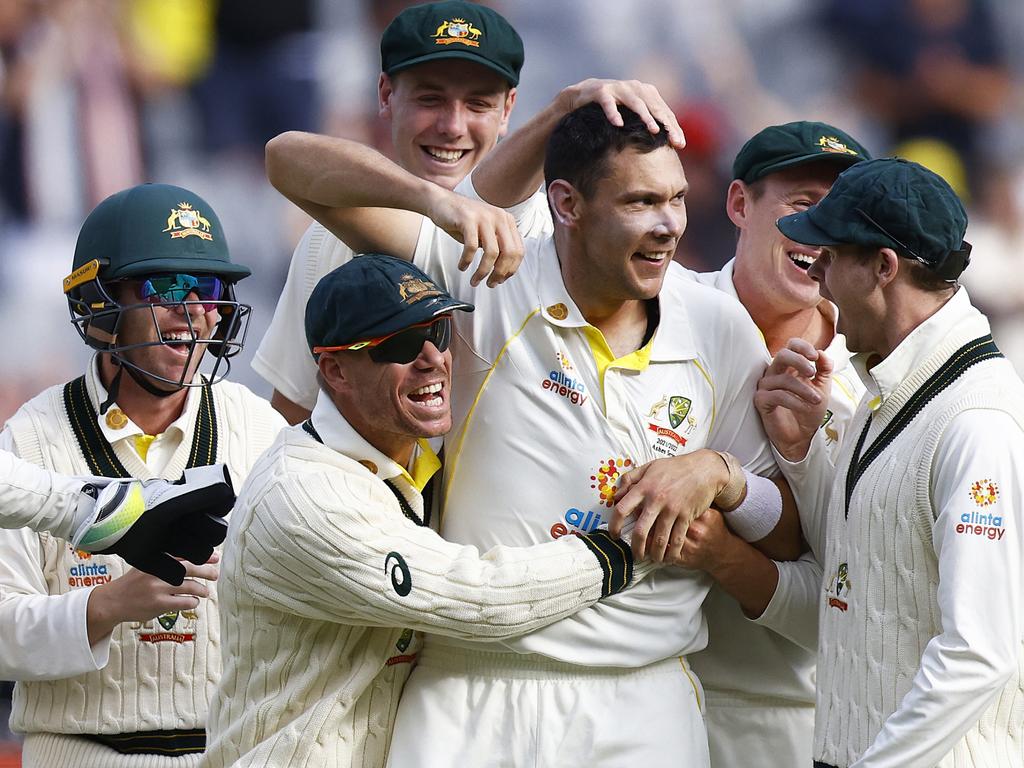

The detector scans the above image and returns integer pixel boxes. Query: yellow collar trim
[134,434,157,462]
[400,438,442,492]
[582,325,654,385]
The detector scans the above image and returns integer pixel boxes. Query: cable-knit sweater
[813,292,1024,768]
[0,365,284,768]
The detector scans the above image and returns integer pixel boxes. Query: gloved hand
[71,464,235,585]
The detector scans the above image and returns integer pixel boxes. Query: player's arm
[237,468,655,641]
[265,132,523,287]
[0,449,232,586]
[468,78,685,210]
[851,409,1024,767]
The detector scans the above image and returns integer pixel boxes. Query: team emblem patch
[817,136,859,156]
[668,396,691,429]
[826,562,852,611]
[397,273,443,305]
[970,479,999,507]
[162,202,213,241]
[431,17,482,47]
[820,409,839,444]
[136,607,198,643]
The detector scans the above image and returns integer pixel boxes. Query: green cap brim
[108,257,252,281]
[388,50,518,86]
[776,210,843,247]
[747,152,863,184]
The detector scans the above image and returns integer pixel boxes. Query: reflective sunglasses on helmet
[313,315,452,365]
[137,273,224,311]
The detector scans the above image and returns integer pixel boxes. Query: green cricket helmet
[63,183,252,391]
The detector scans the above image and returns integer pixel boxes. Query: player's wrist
[711,451,746,512]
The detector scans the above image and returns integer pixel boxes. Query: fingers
[613,463,651,501]
[458,229,479,275]
[487,216,523,288]
[767,346,819,378]
[130,553,186,586]
[180,557,220,583]
[757,370,823,405]
[609,485,642,538]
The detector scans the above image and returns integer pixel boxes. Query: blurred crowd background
[2,0,1024,760]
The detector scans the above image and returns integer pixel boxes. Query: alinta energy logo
[540,351,588,407]
[549,457,633,539]
[66,545,112,589]
[957,479,1006,541]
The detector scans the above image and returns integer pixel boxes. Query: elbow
[265,131,304,191]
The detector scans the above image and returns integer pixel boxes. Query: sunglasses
[137,274,224,311]
[314,315,452,365]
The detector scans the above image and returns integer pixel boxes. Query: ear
[379,73,394,120]
[547,179,582,228]
[725,179,749,229]
[497,87,517,139]
[877,247,900,288]
[317,352,348,394]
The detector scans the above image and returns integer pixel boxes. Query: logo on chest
[539,350,589,408]
[549,457,633,539]
[826,562,852,612]
[645,394,697,457]
[64,546,113,589]
[133,608,199,644]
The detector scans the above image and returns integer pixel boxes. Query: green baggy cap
[777,158,971,281]
[733,121,870,184]
[381,0,524,87]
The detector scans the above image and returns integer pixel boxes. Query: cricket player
[253,0,683,424]
[202,255,654,768]
[756,158,1024,766]
[450,112,872,765]
[264,103,800,765]
[0,183,286,766]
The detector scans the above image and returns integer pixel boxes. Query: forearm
[266,132,437,215]
[470,95,570,208]
[0,449,90,540]
[702,531,780,618]
[0,589,108,680]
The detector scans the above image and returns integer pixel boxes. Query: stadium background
[1,0,1023,762]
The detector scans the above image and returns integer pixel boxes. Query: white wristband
[722,470,782,542]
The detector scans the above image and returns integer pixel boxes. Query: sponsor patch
[549,458,634,539]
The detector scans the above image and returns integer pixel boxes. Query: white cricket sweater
[0,365,284,767]
[814,293,1024,767]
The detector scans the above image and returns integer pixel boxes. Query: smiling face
[806,243,882,353]
[325,338,452,465]
[380,59,515,190]
[560,145,688,313]
[102,279,222,390]
[730,162,843,313]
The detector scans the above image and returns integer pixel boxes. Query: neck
[332,392,415,469]
[98,356,188,435]
[558,233,651,358]
[864,285,958,364]
[733,268,834,356]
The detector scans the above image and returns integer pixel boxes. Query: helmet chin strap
[98,357,184,415]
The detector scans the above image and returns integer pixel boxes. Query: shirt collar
[852,287,988,406]
[87,360,192,443]
[309,390,440,491]
[535,240,696,362]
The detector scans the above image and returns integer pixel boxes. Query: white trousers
[386,642,709,768]
[704,694,814,768]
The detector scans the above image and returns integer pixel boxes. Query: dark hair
[544,104,672,198]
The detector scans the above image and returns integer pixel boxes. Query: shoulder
[211,381,288,452]
[293,221,356,280]
[4,382,70,432]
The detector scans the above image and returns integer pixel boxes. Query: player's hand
[72,464,234,586]
[558,79,686,149]
[665,508,738,573]
[754,338,832,462]
[610,450,730,562]
[86,554,220,646]
[425,187,524,287]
